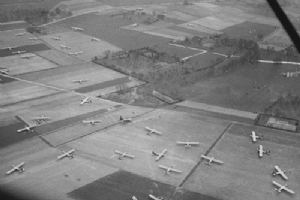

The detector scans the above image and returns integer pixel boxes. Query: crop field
[69,170,219,200]
[0,21,28,31]
[41,31,121,61]
[190,16,244,31]
[17,62,126,91]
[36,50,84,66]
[0,43,50,57]
[222,21,277,41]
[183,123,300,200]
[64,109,230,186]
[0,136,117,200]
[259,28,295,50]
[0,30,41,49]
[0,81,60,107]
[1,53,58,75]
[143,28,192,41]
[163,11,198,22]
[121,21,175,32]
[48,13,170,50]
[41,105,152,147]
[181,63,300,113]
[177,22,222,35]
[3,92,120,129]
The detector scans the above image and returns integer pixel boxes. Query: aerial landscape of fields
[0,0,300,200]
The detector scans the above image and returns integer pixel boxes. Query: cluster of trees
[49,7,72,20]
[0,8,49,25]
[215,36,260,63]
[261,45,300,62]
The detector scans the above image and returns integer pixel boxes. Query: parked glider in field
[80,97,92,105]
[281,71,300,78]
[272,165,288,180]
[51,36,61,41]
[68,51,83,56]
[120,116,132,123]
[131,196,138,200]
[176,141,200,148]
[17,125,35,133]
[32,115,50,124]
[0,68,9,75]
[6,162,25,175]
[145,127,162,136]
[250,131,262,143]
[60,44,71,50]
[29,37,39,40]
[158,165,182,175]
[82,120,101,125]
[152,149,167,161]
[257,144,270,158]
[272,180,295,194]
[15,32,26,36]
[114,150,135,160]
[20,54,35,59]
[71,26,84,31]
[73,80,87,84]
[57,149,75,160]
[149,194,163,200]
[91,37,100,42]
[5,46,14,51]
[12,50,26,54]
[201,155,224,165]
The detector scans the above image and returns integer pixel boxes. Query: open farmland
[222,21,277,41]
[183,123,300,200]
[48,13,171,50]
[41,31,121,61]
[0,53,58,75]
[181,63,300,113]
[0,29,42,49]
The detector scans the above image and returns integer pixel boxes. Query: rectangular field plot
[121,21,175,32]
[17,62,127,91]
[36,49,84,66]
[65,109,230,186]
[222,21,277,41]
[164,11,198,22]
[49,13,170,50]
[41,31,121,61]
[190,16,244,31]
[0,53,58,75]
[69,170,219,200]
[177,22,222,35]
[183,123,300,200]
[0,81,60,106]
[41,105,152,146]
[0,139,117,200]
[0,29,42,49]
[0,20,28,31]
[0,43,50,57]
[4,92,120,131]
[143,28,193,41]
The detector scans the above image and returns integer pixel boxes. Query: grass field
[180,63,300,113]
[17,62,130,92]
[41,31,121,61]
[183,123,300,200]
[1,53,58,75]
[48,13,171,50]
[0,30,41,49]
[222,21,277,41]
